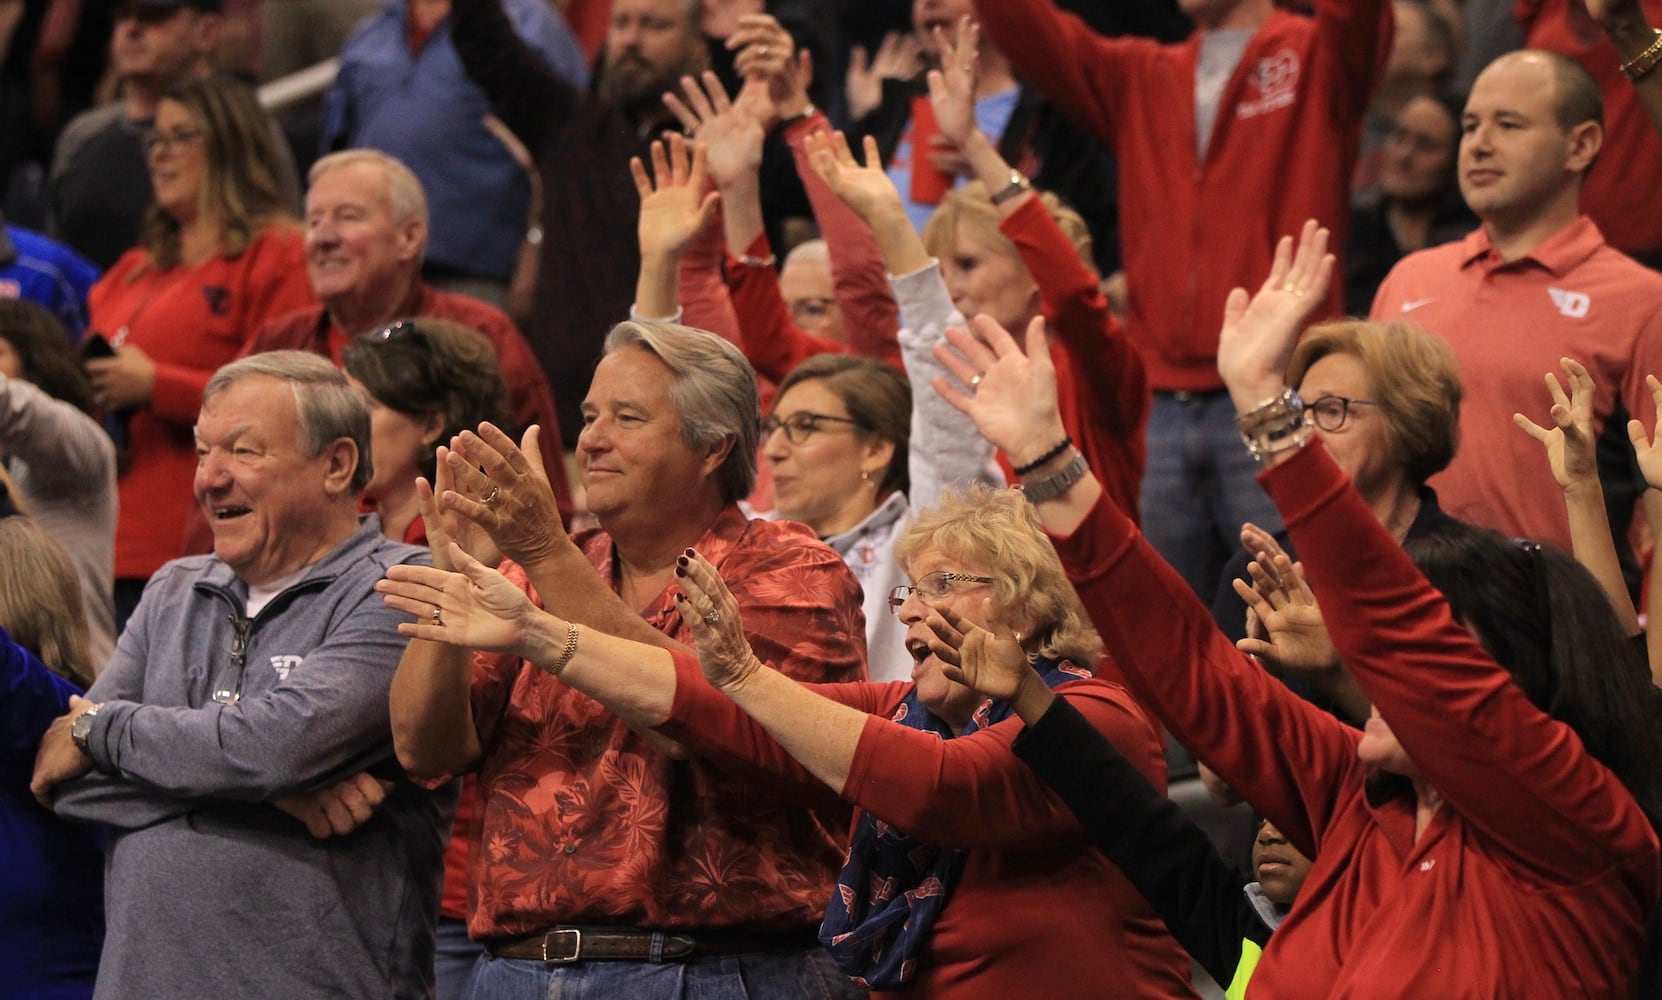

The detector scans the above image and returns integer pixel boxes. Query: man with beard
[450,0,709,449]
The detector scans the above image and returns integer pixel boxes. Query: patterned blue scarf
[818,656,1089,988]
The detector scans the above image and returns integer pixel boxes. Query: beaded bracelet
[1012,435,1074,476]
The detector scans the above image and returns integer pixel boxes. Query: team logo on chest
[1237,49,1300,119]
[1548,287,1590,319]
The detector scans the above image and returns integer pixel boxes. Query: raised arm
[1588,0,1662,138]
[1515,357,1641,634]
[449,0,579,153]
[631,134,722,320]
[1627,373,1662,686]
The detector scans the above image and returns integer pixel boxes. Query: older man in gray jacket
[29,351,447,999]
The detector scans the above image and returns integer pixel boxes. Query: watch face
[72,708,95,747]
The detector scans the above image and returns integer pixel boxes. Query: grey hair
[308,148,430,231]
[602,321,759,502]
[204,350,374,494]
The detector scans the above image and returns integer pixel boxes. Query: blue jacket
[0,224,98,339]
[323,0,587,281]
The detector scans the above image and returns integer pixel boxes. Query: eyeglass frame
[144,124,206,157]
[888,571,995,616]
[761,410,866,445]
[1304,394,1379,432]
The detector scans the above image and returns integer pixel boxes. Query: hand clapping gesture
[378,541,548,659]
[439,423,568,571]
[672,547,766,692]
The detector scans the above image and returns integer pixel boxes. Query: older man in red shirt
[251,148,573,517]
[389,321,867,1000]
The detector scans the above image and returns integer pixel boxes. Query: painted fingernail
[677,554,689,567]
[683,547,694,558]
[675,566,686,577]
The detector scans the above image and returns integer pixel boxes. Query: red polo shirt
[1370,216,1662,548]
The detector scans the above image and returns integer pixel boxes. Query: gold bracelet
[1621,29,1662,82]
[540,623,580,678]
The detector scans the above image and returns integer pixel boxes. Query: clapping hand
[440,423,569,570]
[378,541,544,659]
[672,547,764,693]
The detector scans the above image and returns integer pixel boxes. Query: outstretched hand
[1629,374,1662,491]
[662,71,766,189]
[727,13,812,123]
[631,132,721,262]
[1216,220,1333,410]
[803,129,904,225]
[933,313,1067,465]
[378,541,545,658]
[1514,357,1599,492]
[1231,540,1338,675]
[671,548,765,693]
[846,30,922,121]
[417,442,501,573]
[924,16,980,152]
[930,604,1032,700]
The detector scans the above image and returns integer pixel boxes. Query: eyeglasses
[762,411,864,445]
[1305,394,1378,432]
[144,125,204,156]
[368,319,426,344]
[210,615,253,705]
[888,571,994,616]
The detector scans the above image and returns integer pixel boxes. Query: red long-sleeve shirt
[976,0,1390,391]
[1054,441,1660,998]
[659,656,1196,1000]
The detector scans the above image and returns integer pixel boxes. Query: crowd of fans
[6,0,1662,997]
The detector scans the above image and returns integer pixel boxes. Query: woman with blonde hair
[84,74,314,628]
[0,516,103,999]
[381,483,1196,999]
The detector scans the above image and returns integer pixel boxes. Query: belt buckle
[542,928,582,963]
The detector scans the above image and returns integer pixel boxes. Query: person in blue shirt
[0,213,98,341]
[322,0,588,307]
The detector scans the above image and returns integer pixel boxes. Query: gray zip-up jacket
[54,517,450,1000]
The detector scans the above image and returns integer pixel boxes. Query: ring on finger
[703,608,722,626]
[482,485,500,505]
[969,374,983,389]
[431,607,445,627]
[757,44,769,57]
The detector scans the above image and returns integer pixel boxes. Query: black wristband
[1013,436,1073,476]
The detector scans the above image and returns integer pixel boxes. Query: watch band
[71,703,103,754]
[1021,453,1089,503]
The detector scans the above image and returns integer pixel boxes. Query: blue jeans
[464,944,861,1000]
[1141,390,1285,600]
[436,917,483,1000]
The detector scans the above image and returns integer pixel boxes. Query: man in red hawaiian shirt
[389,320,867,999]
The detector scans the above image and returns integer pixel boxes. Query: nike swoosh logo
[1401,298,1437,312]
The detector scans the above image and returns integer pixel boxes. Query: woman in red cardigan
[379,484,1197,1000]
[85,75,314,628]
[932,221,1662,998]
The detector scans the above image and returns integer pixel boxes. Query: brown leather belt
[486,926,820,964]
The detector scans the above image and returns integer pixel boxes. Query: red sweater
[976,0,1390,391]
[90,225,316,578]
[1000,197,1148,522]
[660,656,1197,1000]
[1054,441,1661,998]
